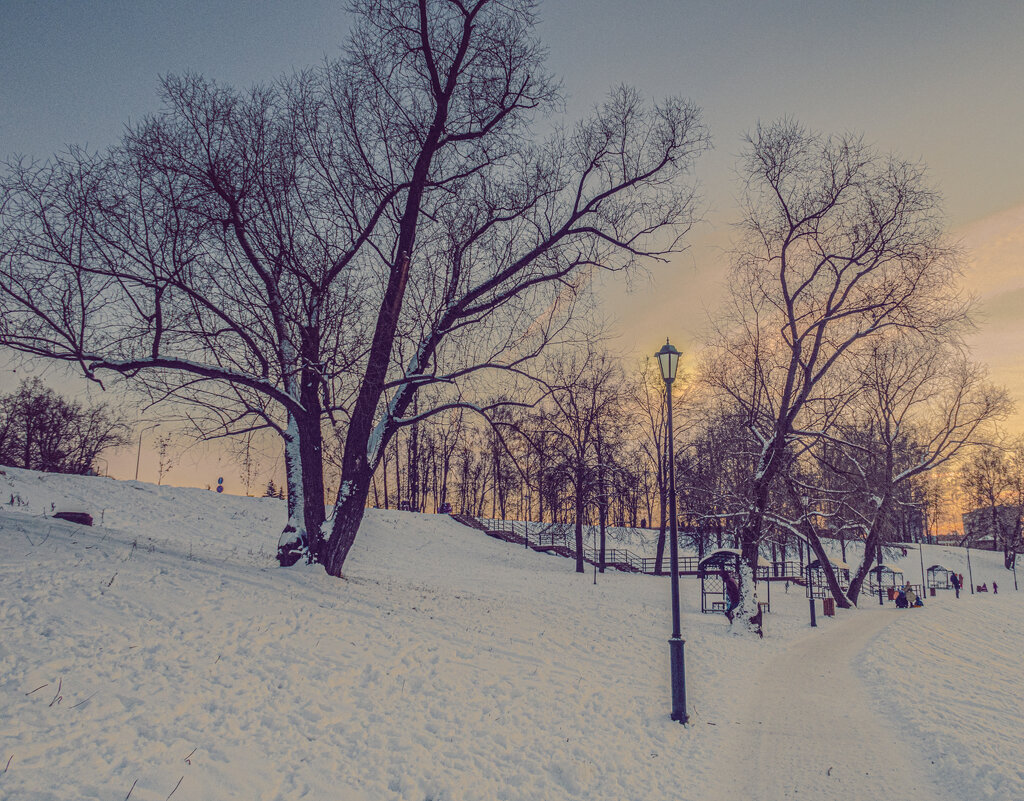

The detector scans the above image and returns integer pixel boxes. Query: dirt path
[706,608,954,801]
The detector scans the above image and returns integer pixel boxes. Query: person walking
[951,571,961,598]
[993,581,998,594]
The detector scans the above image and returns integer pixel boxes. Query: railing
[466,516,803,579]
[632,555,701,574]
[757,560,805,580]
[581,548,645,570]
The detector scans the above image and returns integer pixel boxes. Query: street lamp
[134,422,160,482]
[876,541,884,606]
[656,339,687,725]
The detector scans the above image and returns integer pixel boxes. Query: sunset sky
[2,0,1022,481]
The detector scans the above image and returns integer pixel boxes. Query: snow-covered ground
[1,466,1021,801]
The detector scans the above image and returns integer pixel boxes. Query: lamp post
[524,485,531,549]
[876,542,884,605]
[919,536,927,595]
[134,422,160,482]
[656,339,687,725]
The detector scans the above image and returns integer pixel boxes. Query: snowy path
[706,608,954,801]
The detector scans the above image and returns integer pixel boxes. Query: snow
[1,465,1021,800]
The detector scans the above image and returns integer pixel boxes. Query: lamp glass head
[656,340,680,383]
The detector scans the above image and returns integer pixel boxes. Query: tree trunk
[597,428,606,573]
[393,435,402,508]
[277,416,306,566]
[736,526,763,636]
[408,396,420,511]
[322,467,373,577]
[296,407,326,555]
[277,404,328,566]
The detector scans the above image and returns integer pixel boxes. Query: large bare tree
[705,119,966,633]
[535,351,623,573]
[0,0,710,577]
[793,335,1009,604]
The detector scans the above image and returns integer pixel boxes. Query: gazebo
[868,563,905,593]
[698,549,772,614]
[805,556,851,599]
[926,564,952,590]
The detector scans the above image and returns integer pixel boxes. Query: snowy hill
[0,466,1021,800]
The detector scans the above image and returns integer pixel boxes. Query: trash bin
[822,597,835,616]
[930,586,936,597]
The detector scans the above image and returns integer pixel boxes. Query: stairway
[450,514,649,574]
[449,513,488,532]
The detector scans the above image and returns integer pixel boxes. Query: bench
[758,600,770,615]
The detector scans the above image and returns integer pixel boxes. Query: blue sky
[2,0,1023,459]
[5,1,1022,223]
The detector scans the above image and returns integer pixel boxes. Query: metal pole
[524,499,529,549]
[919,539,926,595]
[666,378,687,725]
[809,597,817,627]
[134,430,144,481]
[877,542,884,605]
[967,545,974,594]
[134,423,158,481]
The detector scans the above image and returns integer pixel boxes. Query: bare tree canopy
[704,119,973,632]
[0,378,130,475]
[0,0,710,576]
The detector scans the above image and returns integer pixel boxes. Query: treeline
[0,0,1013,604]
[0,378,129,475]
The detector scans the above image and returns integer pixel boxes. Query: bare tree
[677,403,758,556]
[539,351,623,572]
[706,119,966,633]
[0,0,710,577]
[319,2,710,576]
[0,378,130,475]
[155,433,177,486]
[628,359,672,572]
[831,337,1008,602]
[960,436,1024,569]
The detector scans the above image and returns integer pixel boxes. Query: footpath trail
[706,607,954,801]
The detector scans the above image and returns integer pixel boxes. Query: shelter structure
[698,549,771,614]
[805,556,851,599]
[868,563,905,593]
[698,549,740,614]
[926,564,952,590]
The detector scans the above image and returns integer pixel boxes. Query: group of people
[896,572,999,606]
[894,583,923,609]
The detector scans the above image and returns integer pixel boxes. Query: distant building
[961,505,1022,551]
